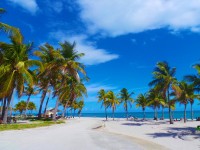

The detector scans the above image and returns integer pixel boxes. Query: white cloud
[77,0,200,36]
[86,83,117,93]
[8,0,39,14]
[49,31,119,65]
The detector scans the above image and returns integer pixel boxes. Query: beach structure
[45,108,60,118]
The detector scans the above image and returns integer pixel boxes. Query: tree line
[0,8,87,124]
[98,62,200,124]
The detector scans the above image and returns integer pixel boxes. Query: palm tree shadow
[147,127,200,140]
[121,123,146,126]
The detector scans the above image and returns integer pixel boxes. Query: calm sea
[81,111,200,119]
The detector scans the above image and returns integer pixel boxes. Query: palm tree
[27,101,36,115]
[0,35,42,123]
[149,61,176,124]
[172,81,199,122]
[119,88,134,120]
[14,101,27,115]
[136,93,148,120]
[106,91,119,120]
[34,43,63,119]
[98,89,110,120]
[147,89,166,120]
[77,100,84,118]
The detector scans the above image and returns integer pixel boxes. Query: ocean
[81,111,200,119]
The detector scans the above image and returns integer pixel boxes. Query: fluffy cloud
[8,0,38,14]
[77,0,200,36]
[49,31,119,65]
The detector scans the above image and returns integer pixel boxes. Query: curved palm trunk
[184,104,187,123]
[44,95,50,116]
[53,98,60,121]
[190,102,193,121]
[143,107,146,120]
[73,109,76,118]
[24,94,32,118]
[112,107,115,120]
[154,107,158,120]
[105,107,108,121]
[38,87,48,119]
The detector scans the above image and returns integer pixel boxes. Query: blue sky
[1,0,200,113]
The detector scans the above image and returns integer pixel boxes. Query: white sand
[103,118,200,150]
[0,118,199,150]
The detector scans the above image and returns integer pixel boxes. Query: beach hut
[45,107,60,118]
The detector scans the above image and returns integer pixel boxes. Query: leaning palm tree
[136,93,149,120]
[106,91,119,120]
[98,89,110,120]
[0,35,42,123]
[34,43,63,119]
[149,61,177,124]
[119,88,134,120]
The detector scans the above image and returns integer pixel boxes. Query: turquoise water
[81,111,200,119]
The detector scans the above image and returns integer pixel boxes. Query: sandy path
[0,118,144,150]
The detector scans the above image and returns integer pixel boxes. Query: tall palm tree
[106,91,119,120]
[147,89,166,120]
[172,81,199,122]
[0,35,42,123]
[34,43,63,119]
[136,93,148,120]
[98,89,110,121]
[149,61,176,124]
[119,88,134,120]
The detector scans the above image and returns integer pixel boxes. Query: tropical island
[1,1,200,150]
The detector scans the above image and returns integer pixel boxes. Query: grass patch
[0,120,65,131]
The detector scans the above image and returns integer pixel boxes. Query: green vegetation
[0,8,87,124]
[0,120,65,131]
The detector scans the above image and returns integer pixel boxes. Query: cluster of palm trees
[0,8,87,124]
[98,62,200,124]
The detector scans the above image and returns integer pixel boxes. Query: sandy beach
[0,117,199,150]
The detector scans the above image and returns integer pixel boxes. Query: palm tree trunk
[190,103,193,121]
[53,97,60,121]
[38,87,48,119]
[3,90,13,124]
[112,107,115,120]
[105,107,108,121]
[143,108,145,120]
[126,105,128,121]
[24,94,31,118]
[184,104,187,123]
[43,95,50,116]
[168,89,173,124]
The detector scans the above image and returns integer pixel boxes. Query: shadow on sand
[147,127,200,140]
